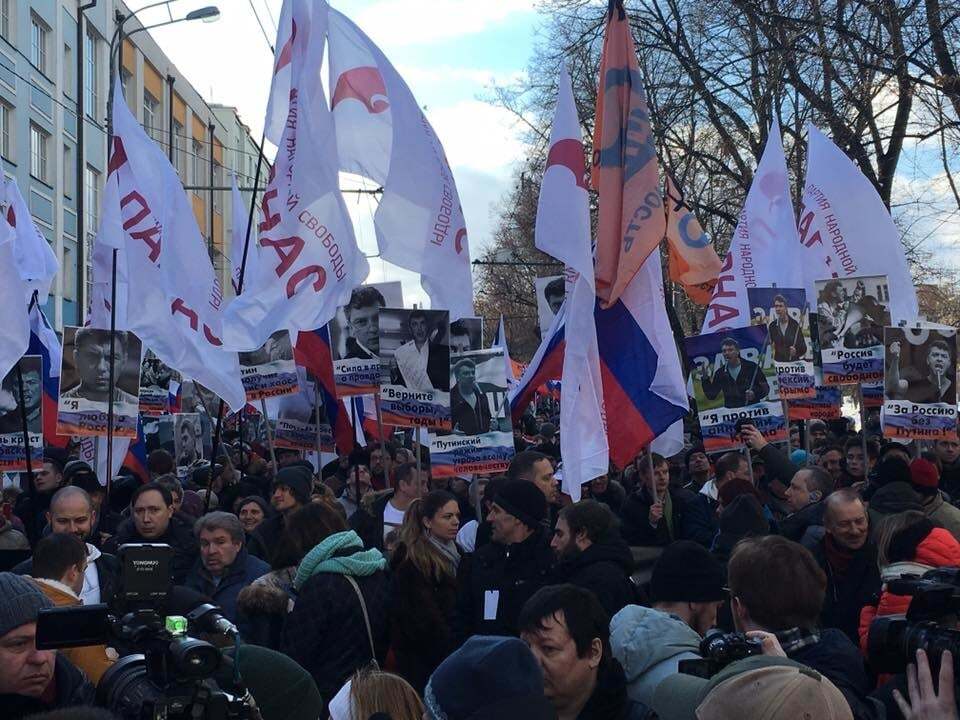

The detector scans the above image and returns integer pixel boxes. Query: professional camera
[678,630,764,678]
[36,543,251,720]
[867,567,960,676]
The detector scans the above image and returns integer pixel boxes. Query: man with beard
[549,500,635,618]
[392,311,450,391]
[767,294,806,362]
[342,287,385,360]
[61,328,138,405]
[887,338,956,405]
[699,337,769,409]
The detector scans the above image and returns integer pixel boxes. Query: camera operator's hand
[893,649,959,720]
[744,630,787,658]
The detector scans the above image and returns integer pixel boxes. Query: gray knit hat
[0,573,53,638]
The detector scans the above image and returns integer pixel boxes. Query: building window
[172,120,185,177]
[31,15,48,75]
[84,30,98,119]
[191,139,204,187]
[143,91,160,142]
[1,1,11,42]
[63,44,74,99]
[84,166,99,238]
[63,144,73,198]
[0,102,10,160]
[30,124,49,182]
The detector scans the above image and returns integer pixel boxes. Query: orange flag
[664,175,722,305]
[591,2,664,307]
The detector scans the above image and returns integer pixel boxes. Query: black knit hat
[494,480,547,529]
[650,540,726,603]
[273,466,312,505]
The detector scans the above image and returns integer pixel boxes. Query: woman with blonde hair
[390,489,461,691]
[328,666,424,720]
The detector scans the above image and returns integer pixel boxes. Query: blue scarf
[294,530,387,590]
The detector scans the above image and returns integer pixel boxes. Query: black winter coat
[14,550,121,607]
[779,501,826,543]
[550,533,636,617]
[350,491,393,551]
[455,527,554,641]
[389,543,458,692]
[248,511,288,564]
[4,653,95,719]
[103,515,198,584]
[281,570,391,707]
[620,486,714,547]
[811,539,882,647]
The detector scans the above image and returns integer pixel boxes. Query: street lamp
[186,7,221,22]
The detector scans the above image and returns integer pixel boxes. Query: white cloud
[352,0,537,46]
[428,100,526,174]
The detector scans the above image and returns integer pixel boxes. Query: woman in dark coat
[389,490,462,692]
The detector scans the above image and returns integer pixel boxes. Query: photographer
[727,535,879,719]
[0,572,94,718]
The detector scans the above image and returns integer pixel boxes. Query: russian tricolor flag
[27,303,65,449]
[294,327,355,455]
[509,307,565,422]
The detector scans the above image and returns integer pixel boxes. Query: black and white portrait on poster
[535,275,565,338]
[58,326,142,438]
[174,413,204,474]
[0,357,42,472]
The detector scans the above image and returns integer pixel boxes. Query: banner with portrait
[378,308,451,430]
[57,327,142,438]
[429,348,515,478]
[238,329,298,401]
[883,326,958,441]
[685,325,786,451]
[535,275,565,338]
[787,368,842,420]
[173,413,205,477]
[747,287,814,399]
[267,368,335,452]
[139,349,176,416]
[328,281,403,397]
[815,275,892,385]
[449,317,484,354]
[0,357,42,471]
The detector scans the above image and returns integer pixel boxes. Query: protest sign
[268,368,335,452]
[238,330,298,402]
[143,414,175,457]
[862,381,884,408]
[815,275,891,385]
[173,413,204,476]
[449,317,484,353]
[328,282,403,397]
[685,325,786,451]
[0,357,42,471]
[430,349,515,478]
[378,308,451,430]
[787,368,842,420]
[748,287,814,399]
[535,275,565,338]
[883,326,957,441]
[139,350,176,416]
[57,327,141,438]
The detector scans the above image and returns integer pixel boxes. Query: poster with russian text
[0,357,43,471]
[238,330,298,401]
[815,275,891,385]
[747,287,814,399]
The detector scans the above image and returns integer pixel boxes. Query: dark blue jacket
[185,547,270,624]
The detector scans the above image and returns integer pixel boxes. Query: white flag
[799,125,918,322]
[327,5,474,320]
[535,65,608,498]
[0,212,29,381]
[229,172,258,295]
[103,76,245,410]
[6,178,58,304]
[78,435,129,487]
[491,315,517,385]
[223,0,368,349]
[701,119,803,333]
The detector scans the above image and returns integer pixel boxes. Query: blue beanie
[424,636,555,720]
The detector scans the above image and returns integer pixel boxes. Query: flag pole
[374,394,391,484]
[105,247,118,501]
[858,384,869,475]
[14,359,37,541]
[313,378,322,459]
[414,427,422,498]
[260,398,279,472]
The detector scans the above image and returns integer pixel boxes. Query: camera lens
[170,638,222,679]
[96,654,164,717]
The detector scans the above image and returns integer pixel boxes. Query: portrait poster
[378,308,451,430]
[685,325,786,451]
[787,368,842,421]
[747,287,814,399]
[143,414,175,457]
[883,326,958,441]
[429,348,514,478]
[449,317,484,354]
[238,329,298,401]
[328,281,403,397]
[57,327,142,438]
[815,275,892,385]
[0,357,42,471]
[139,349,176,416]
[535,275,565,338]
[173,413,204,476]
[268,368,335,452]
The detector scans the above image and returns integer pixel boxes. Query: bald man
[13,487,120,605]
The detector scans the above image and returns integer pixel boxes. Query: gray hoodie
[610,605,702,707]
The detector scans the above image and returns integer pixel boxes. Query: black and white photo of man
[342,286,386,360]
[886,330,957,405]
[816,277,890,351]
[535,275,565,338]
[174,414,203,468]
[0,358,41,435]
[390,310,450,392]
[544,277,565,315]
[767,294,807,362]
[449,318,482,354]
[60,327,140,406]
[698,337,770,408]
[450,358,492,435]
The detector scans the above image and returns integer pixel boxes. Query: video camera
[867,567,960,676]
[678,630,764,678]
[36,543,251,720]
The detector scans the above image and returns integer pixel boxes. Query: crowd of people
[2,411,960,719]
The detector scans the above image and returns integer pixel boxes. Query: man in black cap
[248,465,312,562]
[14,447,68,545]
[455,480,554,639]
[610,541,726,708]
